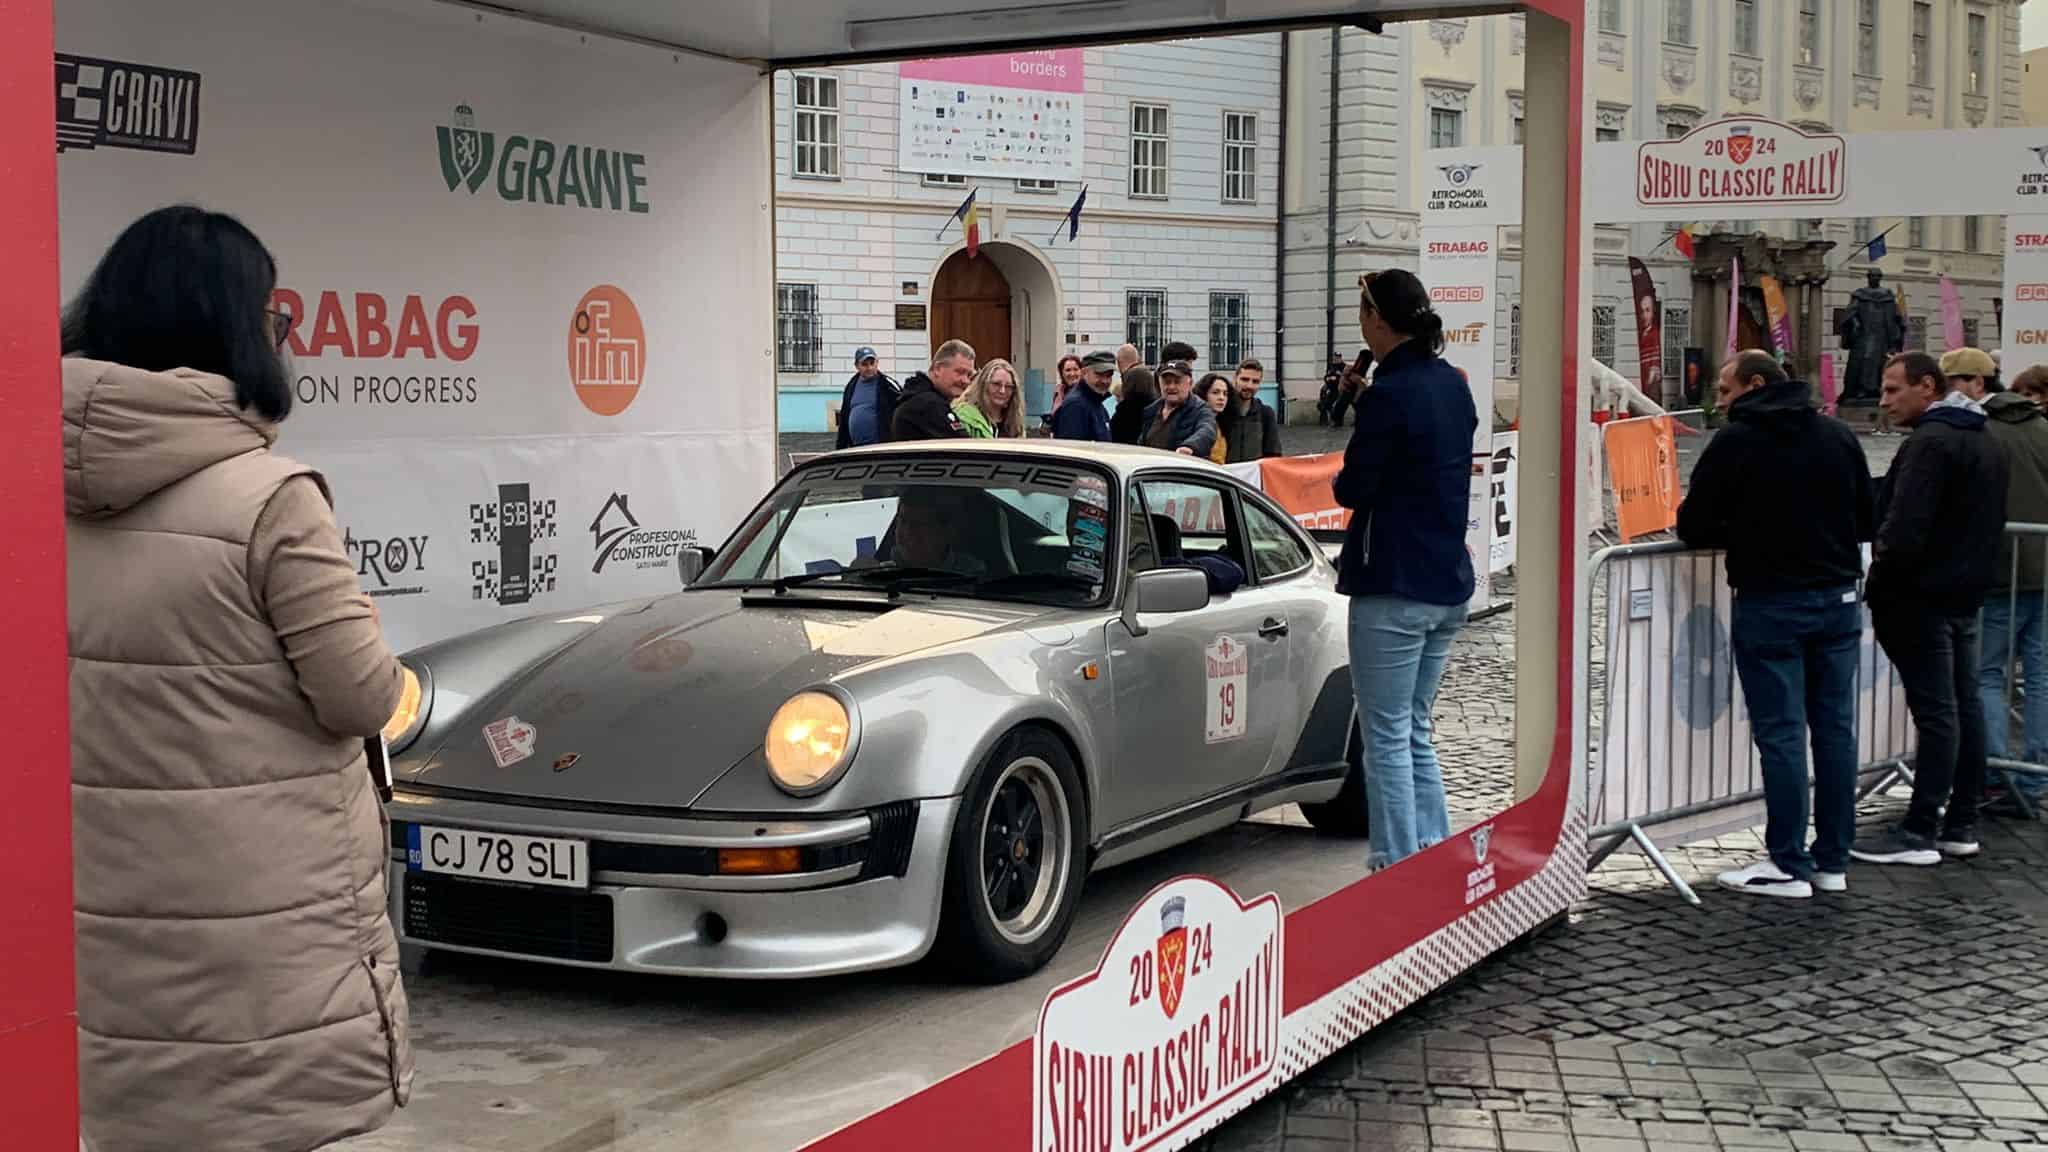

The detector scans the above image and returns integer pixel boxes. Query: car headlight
[382,663,431,755]
[765,689,857,796]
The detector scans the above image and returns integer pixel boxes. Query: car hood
[400,590,1037,810]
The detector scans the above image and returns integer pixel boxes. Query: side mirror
[1121,567,1210,637]
[678,545,715,585]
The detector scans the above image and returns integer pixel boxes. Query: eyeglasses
[1358,272,1380,315]
[266,308,293,350]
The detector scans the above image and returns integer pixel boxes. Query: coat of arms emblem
[1726,125,1754,166]
[1156,895,1188,1020]
[438,103,496,194]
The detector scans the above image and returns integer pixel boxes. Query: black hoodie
[1867,394,2009,614]
[890,372,967,441]
[1676,378,1875,596]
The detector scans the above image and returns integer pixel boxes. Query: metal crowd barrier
[1586,540,1914,904]
[1985,523,2048,813]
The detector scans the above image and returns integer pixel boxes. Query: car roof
[817,438,1231,482]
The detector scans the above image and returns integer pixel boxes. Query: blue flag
[1062,184,1088,242]
[1866,233,1887,261]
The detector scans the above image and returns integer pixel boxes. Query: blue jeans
[1980,591,2048,793]
[1348,595,1466,870]
[1729,587,1862,879]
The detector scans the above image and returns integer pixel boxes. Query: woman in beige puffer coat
[62,206,411,1152]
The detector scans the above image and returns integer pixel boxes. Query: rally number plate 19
[407,824,589,889]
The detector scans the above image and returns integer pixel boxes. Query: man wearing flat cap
[1052,350,1116,442]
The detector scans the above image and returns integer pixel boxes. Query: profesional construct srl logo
[469,483,560,606]
[343,529,430,598]
[272,288,480,407]
[589,492,697,575]
[55,53,200,155]
[569,286,646,416]
[436,103,651,213]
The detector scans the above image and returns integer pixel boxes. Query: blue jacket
[1331,339,1477,605]
[1138,396,1219,457]
[1051,384,1111,442]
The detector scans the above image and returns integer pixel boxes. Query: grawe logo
[468,483,560,606]
[55,53,200,155]
[343,529,429,598]
[569,286,646,416]
[589,492,697,575]
[436,103,650,213]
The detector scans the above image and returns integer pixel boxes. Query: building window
[1665,118,1692,139]
[1798,0,1822,66]
[776,283,822,372]
[1429,107,1463,149]
[1509,304,1521,377]
[1593,302,1618,366]
[1222,111,1258,204]
[1126,289,1168,364]
[792,75,840,180]
[1733,0,1759,56]
[1909,217,1927,249]
[1600,0,1623,33]
[1911,2,1932,86]
[1855,218,1876,253]
[923,172,968,188]
[1130,102,1170,199]
[1666,0,1694,46]
[1512,116,1526,145]
[1966,215,1983,252]
[1858,0,1879,75]
[1663,304,1691,383]
[1969,11,1989,96]
[1964,317,1981,348]
[1208,292,1251,366]
[1909,315,1929,350]
[1016,178,1059,193]
[1596,126,1622,143]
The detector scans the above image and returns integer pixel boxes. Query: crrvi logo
[1430,285,1486,303]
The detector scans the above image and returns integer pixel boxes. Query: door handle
[1258,617,1289,638]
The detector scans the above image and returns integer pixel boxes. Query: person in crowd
[1195,372,1233,463]
[892,339,975,440]
[1047,353,1085,426]
[1331,270,1475,870]
[1161,339,1199,368]
[1318,354,1349,427]
[2013,364,2048,409]
[1945,348,2048,813]
[1141,359,1219,457]
[1854,352,2011,866]
[1111,343,1157,444]
[836,346,900,449]
[1051,350,1116,442]
[1677,351,1875,899]
[955,357,1026,439]
[61,206,411,1151]
[1225,359,1283,462]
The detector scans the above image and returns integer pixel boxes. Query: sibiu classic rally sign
[1635,116,1845,209]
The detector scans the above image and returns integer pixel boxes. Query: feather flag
[1725,252,1741,361]
[1940,275,1964,351]
[934,188,981,258]
[1052,184,1088,244]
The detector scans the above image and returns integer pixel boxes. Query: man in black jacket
[890,338,975,440]
[1677,350,1874,899]
[1223,359,1283,462]
[1854,351,2011,866]
[835,347,900,449]
[1110,344,1157,445]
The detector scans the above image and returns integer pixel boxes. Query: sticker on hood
[483,715,539,768]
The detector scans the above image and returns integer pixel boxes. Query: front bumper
[385,790,959,979]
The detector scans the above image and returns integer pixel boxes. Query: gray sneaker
[1813,871,1848,893]
[1851,828,1941,866]
[1938,826,1982,858]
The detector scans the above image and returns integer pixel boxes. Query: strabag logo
[468,483,560,606]
[343,529,429,598]
[55,53,200,155]
[1637,116,1845,207]
[1036,876,1282,1152]
[436,103,651,213]
[589,492,697,575]
[1426,239,1490,257]
[2016,233,2048,249]
[272,288,480,407]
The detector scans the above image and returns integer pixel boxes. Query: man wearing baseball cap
[1052,350,1116,442]
[836,346,901,449]
[1140,358,1218,457]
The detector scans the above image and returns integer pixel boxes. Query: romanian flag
[939,189,980,258]
[1672,225,1696,259]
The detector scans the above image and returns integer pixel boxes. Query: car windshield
[700,455,1114,608]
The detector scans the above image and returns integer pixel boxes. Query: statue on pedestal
[1836,268,1903,402]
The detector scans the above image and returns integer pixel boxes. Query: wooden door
[931,250,1011,365]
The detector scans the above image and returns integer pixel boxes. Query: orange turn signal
[717,847,803,875]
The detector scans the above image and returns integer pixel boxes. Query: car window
[1243,498,1314,582]
[1131,478,1249,584]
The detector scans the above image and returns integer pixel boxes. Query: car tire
[936,727,1088,983]
[1299,725,1370,837]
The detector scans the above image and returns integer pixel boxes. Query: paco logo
[1430,285,1486,303]
[569,285,646,416]
[2016,284,2048,302]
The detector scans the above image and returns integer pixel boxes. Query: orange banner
[1257,453,1351,531]
[1604,416,1680,541]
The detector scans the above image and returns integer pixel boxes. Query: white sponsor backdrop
[1418,226,1498,610]
[2004,217,2048,378]
[56,0,774,652]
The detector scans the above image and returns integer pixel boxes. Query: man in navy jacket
[1051,350,1115,441]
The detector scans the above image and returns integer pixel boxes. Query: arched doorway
[931,250,1012,364]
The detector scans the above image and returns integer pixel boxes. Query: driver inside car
[876,488,990,576]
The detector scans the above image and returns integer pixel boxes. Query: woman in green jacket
[956,358,1026,438]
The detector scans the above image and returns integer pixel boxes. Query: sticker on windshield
[1204,635,1248,743]
[1066,475,1110,583]
[483,715,539,768]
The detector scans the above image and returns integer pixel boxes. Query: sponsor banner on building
[1416,146,1520,227]
[56,0,773,652]
[1628,259,1663,404]
[1489,432,1517,576]
[898,50,1085,183]
[1036,876,1283,1152]
[2004,216,2048,378]
[1635,117,1844,210]
[1419,225,1497,610]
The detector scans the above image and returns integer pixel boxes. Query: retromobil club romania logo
[1036,876,1282,1152]
[569,285,646,416]
[437,103,651,213]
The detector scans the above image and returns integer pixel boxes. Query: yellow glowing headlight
[765,690,855,795]
[381,664,429,753]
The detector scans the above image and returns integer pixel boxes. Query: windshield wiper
[964,570,1102,596]
[770,565,978,596]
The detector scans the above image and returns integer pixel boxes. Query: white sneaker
[1715,860,1813,899]
[1813,871,1848,893]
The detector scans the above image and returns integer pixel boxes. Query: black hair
[1363,269,1445,356]
[1194,372,1232,401]
[1731,350,1788,390]
[1160,340,1199,363]
[62,205,292,422]
[1886,351,1945,394]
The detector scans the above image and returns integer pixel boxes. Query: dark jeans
[1873,605,1987,838]
[1730,587,1862,878]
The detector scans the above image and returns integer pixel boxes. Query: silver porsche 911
[383,441,1364,981]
